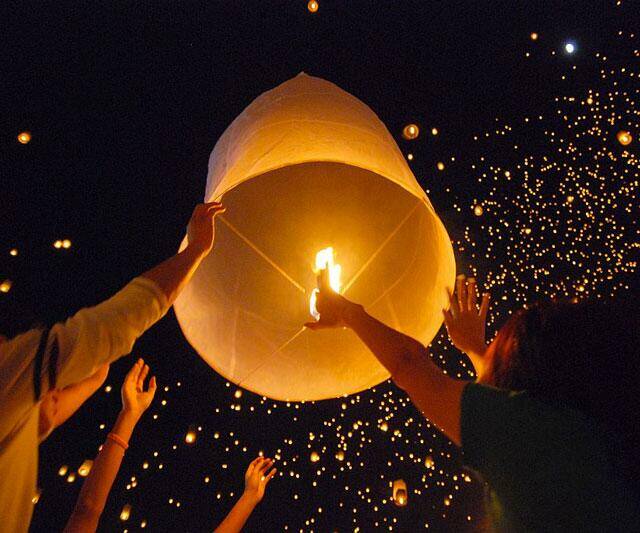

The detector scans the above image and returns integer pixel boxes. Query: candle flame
[310,247,342,320]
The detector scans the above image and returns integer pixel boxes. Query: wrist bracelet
[106,432,129,450]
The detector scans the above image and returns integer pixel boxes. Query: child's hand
[243,457,276,503]
[443,275,491,363]
[120,358,157,419]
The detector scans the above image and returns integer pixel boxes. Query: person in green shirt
[305,271,640,531]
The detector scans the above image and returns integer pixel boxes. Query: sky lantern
[616,130,632,146]
[402,123,420,140]
[307,0,318,13]
[17,131,31,144]
[78,459,93,477]
[392,479,408,507]
[174,73,455,401]
[0,280,12,293]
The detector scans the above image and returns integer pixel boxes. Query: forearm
[53,374,105,429]
[345,304,465,445]
[214,493,259,533]
[140,244,206,306]
[64,410,139,533]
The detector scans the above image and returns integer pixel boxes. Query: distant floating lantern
[424,455,435,469]
[58,465,68,476]
[53,240,62,249]
[392,479,408,507]
[120,504,131,521]
[234,389,243,399]
[407,153,414,161]
[335,450,345,461]
[17,131,31,144]
[32,489,41,505]
[310,451,320,463]
[431,127,438,136]
[0,280,12,293]
[174,73,455,401]
[586,97,593,105]
[9,248,18,256]
[66,472,76,483]
[530,32,539,41]
[185,427,196,444]
[62,239,72,249]
[437,161,445,171]
[473,204,483,216]
[379,422,389,432]
[307,0,318,13]
[78,459,93,477]
[616,130,632,146]
[402,123,420,140]
[564,42,575,54]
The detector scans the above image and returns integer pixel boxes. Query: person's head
[481,293,639,491]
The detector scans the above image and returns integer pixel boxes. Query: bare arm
[64,360,156,533]
[214,457,276,533]
[306,270,466,446]
[53,365,109,430]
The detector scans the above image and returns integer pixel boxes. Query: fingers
[448,287,459,317]
[479,292,491,321]
[317,268,330,291]
[442,308,453,330]
[467,278,477,310]
[258,458,274,474]
[456,274,467,311]
[263,467,277,484]
[126,358,143,384]
[148,376,157,396]
[138,364,150,391]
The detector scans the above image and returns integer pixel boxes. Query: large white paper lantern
[174,73,455,401]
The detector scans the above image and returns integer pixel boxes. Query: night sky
[2,1,638,531]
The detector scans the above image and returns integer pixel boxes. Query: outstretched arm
[214,457,276,533]
[305,270,466,446]
[64,359,156,533]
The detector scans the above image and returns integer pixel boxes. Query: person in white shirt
[0,201,224,533]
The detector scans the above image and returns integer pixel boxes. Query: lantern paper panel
[174,73,455,401]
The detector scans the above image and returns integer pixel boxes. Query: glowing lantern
[185,426,197,444]
[58,465,68,476]
[62,239,72,249]
[335,450,345,461]
[32,489,41,505]
[66,472,76,483]
[402,124,420,140]
[616,130,632,146]
[234,389,243,399]
[53,240,63,249]
[174,73,456,401]
[307,0,319,13]
[17,131,31,144]
[431,127,438,136]
[424,455,434,469]
[473,204,483,216]
[437,162,445,171]
[310,451,320,463]
[530,32,538,41]
[0,280,12,293]
[9,248,18,256]
[120,504,131,521]
[78,459,93,477]
[392,479,408,507]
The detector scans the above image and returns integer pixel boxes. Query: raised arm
[305,270,466,446]
[214,457,276,533]
[64,359,156,533]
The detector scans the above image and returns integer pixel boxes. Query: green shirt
[461,383,640,532]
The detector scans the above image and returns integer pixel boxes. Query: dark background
[1,1,638,531]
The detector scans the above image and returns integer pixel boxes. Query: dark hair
[484,294,640,494]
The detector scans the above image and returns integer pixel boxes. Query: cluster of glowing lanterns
[53,239,72,249]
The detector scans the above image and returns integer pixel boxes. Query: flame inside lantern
[309,247,342,320]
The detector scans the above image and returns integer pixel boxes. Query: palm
[443,276,490,358]
[121,359,157,416]
[244,457,277,502]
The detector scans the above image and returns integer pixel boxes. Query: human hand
[304,269,359,330]
[443,275,490,362]
[120,358,157,419]
[186,201,226,257]
[243,457,277,504]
